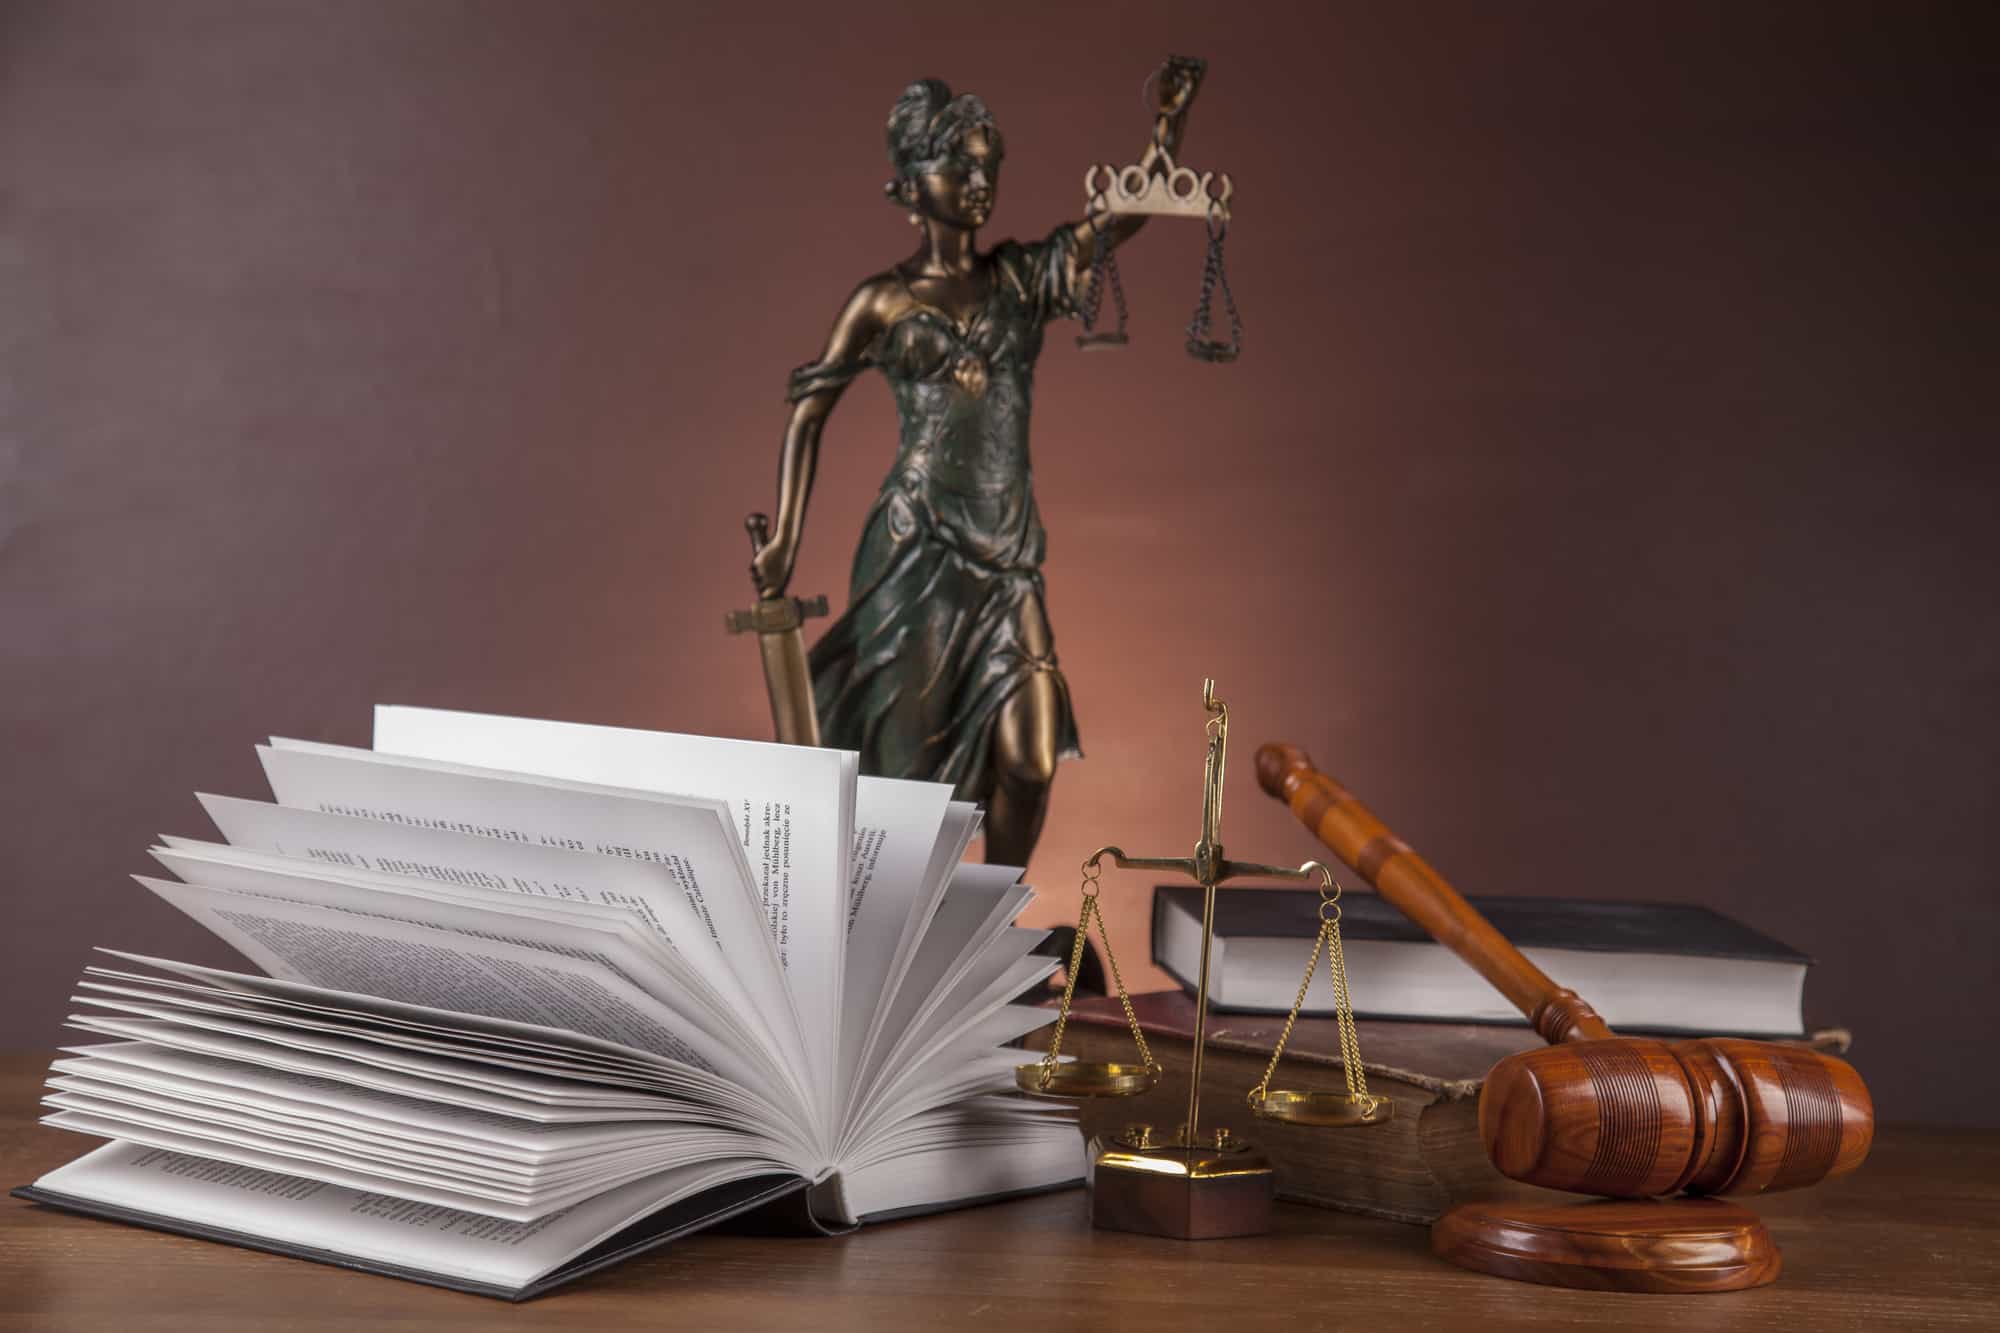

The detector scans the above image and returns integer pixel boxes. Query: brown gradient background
[4,2,1994,1126]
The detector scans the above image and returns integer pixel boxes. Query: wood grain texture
[1480,1039,1873,1198]
[1432,1198,1781,1293]
[1257,743,1876,1197]
[1689,1038,1875,1195]
[1479,1038,1694,1198]
[1255,741,1615,1041]
[2,1054,1995,1330]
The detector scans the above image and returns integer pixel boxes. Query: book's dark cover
[1152,886,1811,962]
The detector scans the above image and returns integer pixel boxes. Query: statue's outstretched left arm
[1062,56,1204,261]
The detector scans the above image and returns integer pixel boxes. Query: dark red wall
[4,1,1994,1125]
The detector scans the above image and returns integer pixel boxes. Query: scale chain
[1248,882,1373,1106]
[1326,910,1371,1101]
[1248,924,1325,1103]
[1098,895,1156,1073]
[1077,218,1130,347]
[1033,895,1094,1086]
[1185,210,1243,362]
[1036,861,1155,1086]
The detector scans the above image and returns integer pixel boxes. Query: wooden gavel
[1255,743,1872,1199]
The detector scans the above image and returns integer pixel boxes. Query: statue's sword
[725,513,828,747]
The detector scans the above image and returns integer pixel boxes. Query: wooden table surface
[2,1052,1993,1331]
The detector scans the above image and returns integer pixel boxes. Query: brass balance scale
[1074,55,1243,361]
[1016,681,1392,1239]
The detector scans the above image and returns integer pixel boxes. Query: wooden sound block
[1431,1198,1781,1293]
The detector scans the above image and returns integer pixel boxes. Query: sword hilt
[730,512,828,633]
[730,509,828,745]
[724,594,828,635]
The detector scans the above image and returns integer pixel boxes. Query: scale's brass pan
[1248,1089,1395,1126]
[1014,1061,1158,1098]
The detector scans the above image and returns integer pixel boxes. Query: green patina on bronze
[792,219,1084,809]
[752,62,1207,865]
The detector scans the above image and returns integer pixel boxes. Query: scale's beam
[1215,860,1328,885]
[1088,847,1328,888]
[1086,847,1195,876]
[1082,153,1232,221]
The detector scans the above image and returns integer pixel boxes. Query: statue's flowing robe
[789,228,1084,803]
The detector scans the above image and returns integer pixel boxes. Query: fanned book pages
[16,707,1084,1300]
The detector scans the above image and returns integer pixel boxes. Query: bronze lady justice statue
[750,62,1204,867]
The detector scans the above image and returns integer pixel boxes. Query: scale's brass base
[1087,1128,1275,1239]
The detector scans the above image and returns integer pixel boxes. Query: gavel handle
[1254,741,1613,1046]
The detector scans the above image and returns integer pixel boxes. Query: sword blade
[755,617,820,747]
[727,511,827,746]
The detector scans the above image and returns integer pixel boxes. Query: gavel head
[1480,1037,1873,1198]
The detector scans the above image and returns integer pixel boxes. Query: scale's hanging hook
[1076,203,1131,350]
[1245,863,1395,1127]
[1186,201,1242,364]
[1014,849,1159,1097]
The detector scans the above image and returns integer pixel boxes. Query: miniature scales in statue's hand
[734,57,1241,870]
[1019,680,1389,1241]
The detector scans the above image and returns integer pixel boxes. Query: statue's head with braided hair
[883,79,1004,230]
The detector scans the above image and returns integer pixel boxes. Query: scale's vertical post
[1183,678,1228,1150]
[1044,678,1385,1240]
[1185,877,1216,1149]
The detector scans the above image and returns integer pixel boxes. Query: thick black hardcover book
[1151,887,1812,1035]
[1156,887,1809,961]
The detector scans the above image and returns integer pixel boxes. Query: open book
[17,706,1083,1299]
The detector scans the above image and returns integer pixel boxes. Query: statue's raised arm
[1061,55,1206,265]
